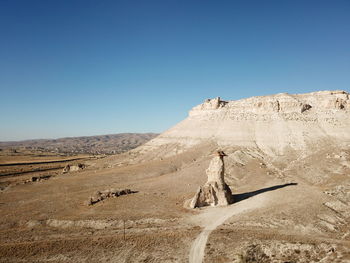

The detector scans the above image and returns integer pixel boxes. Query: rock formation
[62,163,85,173]
[86,189,135,206]
[189,151,233,208]
[136,90,350,156]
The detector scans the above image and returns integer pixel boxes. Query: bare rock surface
[87,188,136,205]
[136,90,350,157]
[62,163,86,173]
[190,151,233,208]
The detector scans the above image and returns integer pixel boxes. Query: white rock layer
[190,154,233,208]
[137,90,350,156]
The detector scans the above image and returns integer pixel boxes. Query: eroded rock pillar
[190,151,233,208]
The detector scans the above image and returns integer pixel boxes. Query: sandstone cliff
[137,90,350,156]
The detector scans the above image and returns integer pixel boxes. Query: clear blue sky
[1,0,349,141]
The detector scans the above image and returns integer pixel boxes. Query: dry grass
[1,141,350,262]
[0,229,198,263]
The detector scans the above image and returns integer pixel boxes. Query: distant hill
[0,133,158,154]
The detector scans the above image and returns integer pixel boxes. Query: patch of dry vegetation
[0,229,198,263]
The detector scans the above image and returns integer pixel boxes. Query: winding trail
[189,192,270,263]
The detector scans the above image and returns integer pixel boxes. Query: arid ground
[1,141,350,263]
[1,91,350,262]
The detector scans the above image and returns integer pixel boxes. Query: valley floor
[1,143,350,262]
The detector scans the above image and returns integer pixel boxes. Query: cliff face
[139,91,350,155]
[190,90,349,115]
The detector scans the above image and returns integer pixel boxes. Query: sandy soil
[1,142,350,262]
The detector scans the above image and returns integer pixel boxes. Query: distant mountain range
[0,133,158,154]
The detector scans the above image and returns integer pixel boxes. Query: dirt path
[188,191,270,263]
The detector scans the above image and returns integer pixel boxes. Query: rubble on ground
[87,188,136,206]
[62,163,86,173]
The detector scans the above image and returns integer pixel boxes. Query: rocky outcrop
[136,90,350,156]
[62,163,85,173]
[192,97,228,110]
[301,103,312,113]
[189,90,349,115]
[190,151,233,208]
[86,188,135,206]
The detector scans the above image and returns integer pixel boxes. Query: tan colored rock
[189,151,233,208]
[87,188,135,206]
[136,90,350,157]
[62,163,85,174]
[195,97,228,110]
